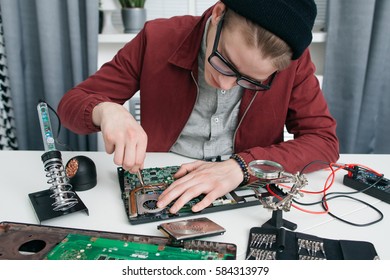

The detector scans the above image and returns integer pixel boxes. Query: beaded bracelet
[230,154,250,186]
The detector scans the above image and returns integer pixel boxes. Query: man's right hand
[92,102,147,173]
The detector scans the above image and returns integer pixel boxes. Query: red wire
[265,184,328,214]
[266,163,340,214]
[264,162,382,215]
[278,163,339,194]
[336,162,383,176]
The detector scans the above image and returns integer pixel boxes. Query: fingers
[157,179,205,213]
[99,103,147,172]
[174,161,204,178]
[109,133,147,173]
[158,169,197,201]
[157,164,216,213]
[113,143,125,166]
[158,180,224,214]
[171,188,207,213]
[173,188,223,213]
[158,162,202,202]
[192,193,219,212]
[157,174,195,205]
[104,139,115,155]
[104,131,146,172]
[122,136,147,173]
[134,136,147,170]
[158,160,244,214]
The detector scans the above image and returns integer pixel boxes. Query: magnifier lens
[248,160,284,180]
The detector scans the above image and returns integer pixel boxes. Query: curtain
[323,0,390,153]
[0,9,17,150]
[0,0,98,151]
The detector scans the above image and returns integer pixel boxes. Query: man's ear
[211,1,226,25]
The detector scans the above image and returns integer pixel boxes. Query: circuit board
[343,166,390,204]
[46,233,235,260]
[117,166,266,224]
[0,222,237,260]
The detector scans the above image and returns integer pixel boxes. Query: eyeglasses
[207,14,277,91]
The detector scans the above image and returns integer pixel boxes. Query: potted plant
[118,0,147,33]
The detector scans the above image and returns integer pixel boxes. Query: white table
[0,151,389,259]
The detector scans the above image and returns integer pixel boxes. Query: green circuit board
[125,166,180,188]
[46,234,235,260]
[117,165,263,224]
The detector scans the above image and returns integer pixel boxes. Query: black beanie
[220,0,317,60]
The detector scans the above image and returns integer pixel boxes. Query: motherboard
[117,166,265,224]
[0,222,236,260]
[46,233,234,260]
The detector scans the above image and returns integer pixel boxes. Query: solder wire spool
[65,156,97,192]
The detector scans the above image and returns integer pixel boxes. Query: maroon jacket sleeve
[237,50,339,174]
[57,30,147,134]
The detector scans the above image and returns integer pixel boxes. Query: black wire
[300,160,331,174]
[321,194,384,227]
[292,159,333,207]
[293,175,384,206]
[294,160,385,226]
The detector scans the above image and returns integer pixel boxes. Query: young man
[58,0,339,213]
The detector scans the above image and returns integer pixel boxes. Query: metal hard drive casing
[157,217,226,241]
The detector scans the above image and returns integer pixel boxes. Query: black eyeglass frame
[207,14,277,91]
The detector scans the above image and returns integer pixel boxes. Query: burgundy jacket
[58,7,339,173]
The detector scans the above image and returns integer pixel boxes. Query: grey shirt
[170,18,243,159]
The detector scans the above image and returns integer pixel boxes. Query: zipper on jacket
[233,91,259,151]
[169,71,200,148]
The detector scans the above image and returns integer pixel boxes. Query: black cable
[293,160,384,226]
[321,194,384,227]
[299,160,330,174]
[294,174,384,206]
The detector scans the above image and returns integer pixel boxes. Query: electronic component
[117,166,266,224]
[37,102,56,151]
[157,217,226,241]
[46,233,233,260]
[0,222,236,260]
[247,160,308,230]
[343,166,390,204]
[28,102,88,222]
[248,160,308,212]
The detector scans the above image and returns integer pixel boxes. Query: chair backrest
[129,95,141,123]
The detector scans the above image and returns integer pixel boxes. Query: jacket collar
[168,6,214,70]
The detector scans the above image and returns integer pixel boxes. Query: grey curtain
[323,0,390,153]
[0,10,18,150]
[0,0,98,151]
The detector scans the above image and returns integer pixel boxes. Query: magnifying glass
[248,160,284,180]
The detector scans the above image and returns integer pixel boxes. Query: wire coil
[42,151,78,211]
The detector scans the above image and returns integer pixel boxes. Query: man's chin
[205,74,219,89]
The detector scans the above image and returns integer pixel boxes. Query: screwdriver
[136,169,146,193]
